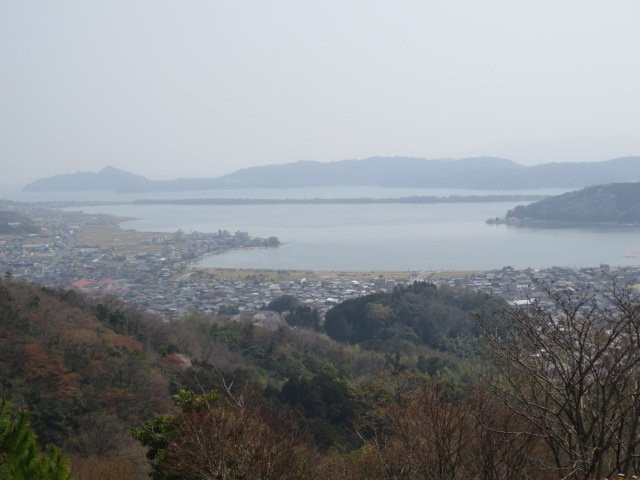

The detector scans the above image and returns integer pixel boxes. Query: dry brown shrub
[70,455,146,480]
[59,326,101,346]
[103,331,144,350]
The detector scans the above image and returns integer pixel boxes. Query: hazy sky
[2,0,640,186]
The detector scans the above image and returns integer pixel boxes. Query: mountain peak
[99,166,124,174]
[23,166,151,192]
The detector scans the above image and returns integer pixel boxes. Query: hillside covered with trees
[503,182,640,225]
[324,282,502,354]
[3,277,640,479]
[0,278,477,478]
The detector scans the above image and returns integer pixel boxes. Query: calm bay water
[66,188,640,271]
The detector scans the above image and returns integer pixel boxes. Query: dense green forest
[324,282,502,355]
[2,277,640,479]
[504,182,640,224]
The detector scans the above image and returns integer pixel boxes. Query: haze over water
[66,187,640,271]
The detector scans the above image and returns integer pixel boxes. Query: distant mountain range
[498,182,640,225]
[22,156,640,193]
[23,166,151,193]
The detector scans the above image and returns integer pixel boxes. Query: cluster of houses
[2,201,639,320]
[175,275,400,317]
[429,264,640,312]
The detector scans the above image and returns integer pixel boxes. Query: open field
[75,224,164,255]
[191,267,476,283]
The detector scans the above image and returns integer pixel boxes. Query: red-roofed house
[71,278,90,289]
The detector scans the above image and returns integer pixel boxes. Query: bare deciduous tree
[484,283,640,480]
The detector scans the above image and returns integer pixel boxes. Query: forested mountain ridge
[503,182,640,224]
[0,278,478,478]
[22,156,640,192]
[4,278,640,478]
[0,279,174,478]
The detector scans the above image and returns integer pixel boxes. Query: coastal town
[1,200,639,319]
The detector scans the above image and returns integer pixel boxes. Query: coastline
[487,217,640,228]
[187,266,477,282]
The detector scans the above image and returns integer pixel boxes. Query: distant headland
[488,182,640,226]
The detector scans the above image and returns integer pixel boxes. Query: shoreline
[188,266,478,282]
[66,206,640,276]
[487,217,640,228]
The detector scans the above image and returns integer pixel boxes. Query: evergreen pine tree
[0,401,71,480]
